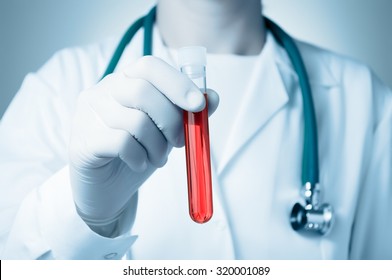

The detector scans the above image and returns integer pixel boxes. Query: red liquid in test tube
[179,47,213,223]
[183,94,213,223]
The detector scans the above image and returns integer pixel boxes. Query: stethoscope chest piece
[290,183,334,235]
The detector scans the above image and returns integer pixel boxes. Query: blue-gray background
[1,0,391,118]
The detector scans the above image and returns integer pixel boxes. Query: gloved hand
[69,56,219,236]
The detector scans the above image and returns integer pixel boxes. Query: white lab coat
[0,25,391,260]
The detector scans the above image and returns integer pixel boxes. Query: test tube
[178,46,213,223]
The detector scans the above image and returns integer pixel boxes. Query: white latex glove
[69,56,219,236]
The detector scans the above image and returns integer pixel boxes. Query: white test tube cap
[177,46,207,67]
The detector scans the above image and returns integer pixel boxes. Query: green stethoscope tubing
[102,6,320,187]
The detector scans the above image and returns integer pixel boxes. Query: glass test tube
[178,46,213,223]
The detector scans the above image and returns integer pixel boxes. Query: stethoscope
[102,6,334,236]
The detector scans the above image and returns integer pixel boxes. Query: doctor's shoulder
[30,27,149,109]
[32,36,120,99]
[297,40,381,90]
[296,40,391,127]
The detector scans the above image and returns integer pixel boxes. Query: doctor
[1,0,391,259]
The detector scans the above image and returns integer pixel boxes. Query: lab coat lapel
[218,34,296,174]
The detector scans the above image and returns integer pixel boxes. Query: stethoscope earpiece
[290,183,334,235]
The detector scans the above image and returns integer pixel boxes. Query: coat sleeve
[0,46,137,259]
[349,73,392,259]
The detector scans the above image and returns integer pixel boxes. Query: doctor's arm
[0,49,138,259]
[0,50,218,259]
[349,74,392,259]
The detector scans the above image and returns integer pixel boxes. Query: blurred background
[0,0,391,118]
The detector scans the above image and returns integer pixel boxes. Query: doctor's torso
[2,24,390,260]
[117,29,382,259]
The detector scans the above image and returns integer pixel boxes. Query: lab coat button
[104,253,118,259]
